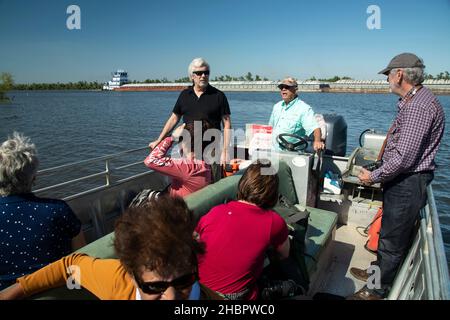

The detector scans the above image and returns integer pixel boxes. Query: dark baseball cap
[378,53,425,75]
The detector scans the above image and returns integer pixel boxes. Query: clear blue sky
[0,0,449,83]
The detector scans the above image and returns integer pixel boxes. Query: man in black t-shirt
[149,57,232,181]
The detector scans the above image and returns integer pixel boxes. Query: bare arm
[0,283,26,300]
[149,113,180,149]
[313,128,325,151]
[221,115,232,165]
[276,237,291,260]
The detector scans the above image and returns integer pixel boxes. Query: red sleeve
[195,216,204,234]
[144,137,189,181]
[195,205,217,235]
[144,136,174,167]
[269,212,289,248]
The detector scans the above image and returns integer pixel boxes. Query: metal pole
[105,159,111,186]
[427,186,450,300]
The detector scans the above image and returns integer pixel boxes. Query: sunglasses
[192,70,210,76]
[278,84,296,90]
[134,272,197,295]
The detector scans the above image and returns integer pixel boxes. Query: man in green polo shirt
[269,77,324,152]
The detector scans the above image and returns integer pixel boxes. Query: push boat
[30,114,450,300]
[102,70,128,91]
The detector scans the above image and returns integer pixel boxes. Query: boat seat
[185,161,299,222]
[75,232,116,258]
[302,206,338,275]
[30,160,337,299]
[185,161,337,277]
[185,174,242,222]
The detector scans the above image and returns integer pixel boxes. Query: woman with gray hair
[0,132,83,290]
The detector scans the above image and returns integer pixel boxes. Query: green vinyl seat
[75,232,116,258]
[185,160,299,223]
[185,161,337,277]
[185,174,243,222]
[302,206,338,275]
[32,160,337,299]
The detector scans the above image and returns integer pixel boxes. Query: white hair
[402,67,425,85]
[188,57,210,76]
[0,132,39,195]
[391,66,425,85]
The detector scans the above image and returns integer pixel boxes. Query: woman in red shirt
[195,161,290,300]
[144,120,213,198]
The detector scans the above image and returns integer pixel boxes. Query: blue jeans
[371,171,433,295]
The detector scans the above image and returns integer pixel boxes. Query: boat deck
[313,223,376,298]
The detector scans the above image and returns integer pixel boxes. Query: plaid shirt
[370,86,445,183]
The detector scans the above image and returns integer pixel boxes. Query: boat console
[341,129,386,189]
[240,114,348,208]
[318,129,386,227]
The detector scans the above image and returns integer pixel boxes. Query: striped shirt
[370,86,445,183]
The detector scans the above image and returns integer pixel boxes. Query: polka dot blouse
[0,193,81,289]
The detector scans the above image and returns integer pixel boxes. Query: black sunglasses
[278,84,296,90]
[134,272,197,295]
[192,70,210,76]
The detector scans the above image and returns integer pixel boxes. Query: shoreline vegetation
[0,73,14,102]
[0,71,450,94]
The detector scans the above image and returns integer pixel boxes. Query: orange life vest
[223,159,243,177]
[365,208,383,253]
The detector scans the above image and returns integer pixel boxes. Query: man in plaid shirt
[348,53,445,300]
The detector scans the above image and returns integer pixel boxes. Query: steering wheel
[276,134,308,152]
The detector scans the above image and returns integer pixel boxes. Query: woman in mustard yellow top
[0,196,220,300]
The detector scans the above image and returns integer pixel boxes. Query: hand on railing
[149,139,161,150]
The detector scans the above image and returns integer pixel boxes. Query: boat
[102,70,129,91]
[29,114,449,300]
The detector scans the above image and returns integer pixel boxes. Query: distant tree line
[212,72,269,82]
[139,72,270,83]
[140,78,171,83]
[4,70,448,95]
[13,81,103,90]
[307,72,450,82]
[307,76,353,82]
[424,71,450,80]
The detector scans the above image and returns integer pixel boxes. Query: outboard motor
[322,114,347,156]
[305,114,347,156]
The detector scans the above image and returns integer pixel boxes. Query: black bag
[271,195,311,292]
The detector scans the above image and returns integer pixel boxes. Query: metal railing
[388,185,450,300]
[33,146,149,201]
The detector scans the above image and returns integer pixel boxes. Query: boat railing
[388,185,450,300]
[33,146,150,201]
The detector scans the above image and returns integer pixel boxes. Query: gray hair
[0,132,39,196]
[188,57,210,76]
[391,66,425,85]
